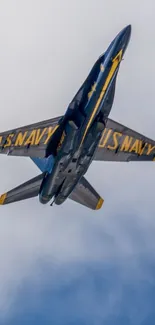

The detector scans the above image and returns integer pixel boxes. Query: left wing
[0,116,62,158]
[94,118,155,162]
[69,176,104,210]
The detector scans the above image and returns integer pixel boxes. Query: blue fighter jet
[0,25,154,210]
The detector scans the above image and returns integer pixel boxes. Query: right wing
[0,115,62,158]
[69,176,104,210]
[94,118,155,162]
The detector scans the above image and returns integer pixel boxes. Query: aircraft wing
[0,116,62,158]
[94,118,155,162]
[69,176,104,210]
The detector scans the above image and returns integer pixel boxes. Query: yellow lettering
[44,125,59,145]
[15,131,28,146]
[129,139,139,154]
[99,128,107,147]
[120,136,133,152]
[99,129,112,148]
[24,130,36,146]
[147,143,155,155]
[0,136,2,145]
[35,128,47,145]
[138,141,147,156]
[107,132,122,150]
[4,134,14,147]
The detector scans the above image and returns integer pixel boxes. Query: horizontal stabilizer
[69,176,104,210]
[0,173,44,205]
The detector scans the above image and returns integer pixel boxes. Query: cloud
[4,220,155,325]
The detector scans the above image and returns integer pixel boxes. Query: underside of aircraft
[0,115,155,210]
[0,24,154,210]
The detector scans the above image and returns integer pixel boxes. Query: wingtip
[96,197,104,210]
[0,193,7,205]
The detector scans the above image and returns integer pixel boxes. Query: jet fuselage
[39,25,131,206]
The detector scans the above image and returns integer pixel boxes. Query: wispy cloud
[5,231,155,325]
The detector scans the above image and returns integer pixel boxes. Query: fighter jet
[0,24,155,210]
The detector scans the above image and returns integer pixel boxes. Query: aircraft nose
[98,25,132,66]
[102,24,132,60]
[122,24,131,41]
[122,24,132,36]
[117,24,131,52]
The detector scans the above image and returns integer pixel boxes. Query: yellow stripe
[96,197,104,210]
[0,193,7,205]
[81,49,123,145]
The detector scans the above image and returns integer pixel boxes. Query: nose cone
[120,24,131,36]
[103,24,132,61]
[118,24,131,52]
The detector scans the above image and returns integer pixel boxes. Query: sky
[0,0,155,324]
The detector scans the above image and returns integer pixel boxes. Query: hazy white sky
[0,0,155,323]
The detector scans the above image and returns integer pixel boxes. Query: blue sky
[6,258,155,325]
[0,0,155,324]
[3,210,155,325]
